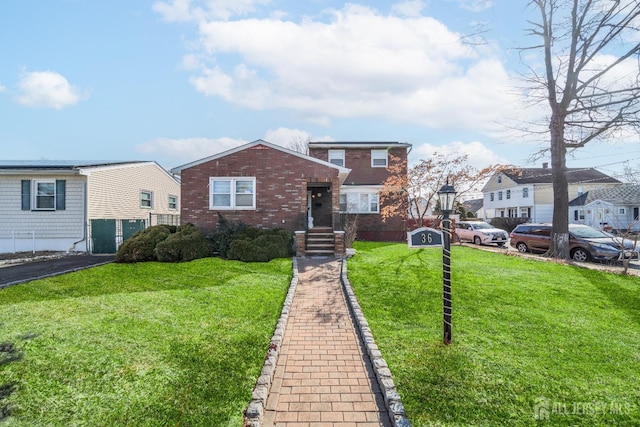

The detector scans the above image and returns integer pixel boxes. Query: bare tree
[288,135,310,155]
[379,152,503,228]
[524,0,640,259]
[621,162,640,185]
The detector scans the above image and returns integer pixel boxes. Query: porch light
[437,180,456,214]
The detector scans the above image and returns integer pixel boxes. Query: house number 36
[421,233,432,244]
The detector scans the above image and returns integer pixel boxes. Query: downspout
[69,181,88,253]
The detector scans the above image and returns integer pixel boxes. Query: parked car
[455,221,509,247]
[509,223,640,262]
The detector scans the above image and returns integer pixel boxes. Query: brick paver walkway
[263,258,392,427]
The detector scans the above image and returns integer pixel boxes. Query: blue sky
[1,0,638,179]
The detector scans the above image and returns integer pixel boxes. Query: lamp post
[438,180,456,345]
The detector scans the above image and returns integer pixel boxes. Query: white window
[210,177,256,210]
[328,150,345,167]
[34,180,55,210]
[371,150,388,167]
[168,195,178,210]
[497,175,502,183]
[339,192,379,213]
[523,188,529,198]
[140,190,153,208]
[498,191,503,201]
[490,192,494,201]
[506,190,511,199]
[619,208,625,215]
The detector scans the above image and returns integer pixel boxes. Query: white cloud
[0,84,6,93]
[136,136,247,162]
[452,0,493,12]
[153,0,271,22]
[168,3,520,132]
[413,140,509,170]
[16,71,86,109]
[391,0,426,18]
[138,128,336,162]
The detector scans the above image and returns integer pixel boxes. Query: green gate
[91,219,116,254]
[122,219,145,241]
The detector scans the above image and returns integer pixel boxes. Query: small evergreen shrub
[209,215,248,257]
[155,223,212,262]
[115,225,172,263]
[227,239,270,262]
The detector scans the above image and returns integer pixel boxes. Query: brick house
[171,140,410,255]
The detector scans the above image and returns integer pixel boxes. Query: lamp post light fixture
[438,180,456,345]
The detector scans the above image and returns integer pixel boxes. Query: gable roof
[501,167,621,185]
[0,160,162,176]
[171,140,352,182]
[569,185,640,206]
[308,141,411,149]
[462,198,484,214]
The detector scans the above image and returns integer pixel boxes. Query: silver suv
[455,221,509,247]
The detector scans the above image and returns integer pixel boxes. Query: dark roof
[0,160,144,170]
[462,198,484,214]
[308,141,411,149]
[502,167,621,185]
[569,185,640,206]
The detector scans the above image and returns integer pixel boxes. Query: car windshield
[570,225,609,239]
[471,222,492,230]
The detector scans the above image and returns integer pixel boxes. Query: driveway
[0,255,115,289]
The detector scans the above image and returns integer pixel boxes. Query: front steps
[305,227,335,256]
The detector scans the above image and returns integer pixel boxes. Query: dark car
[509,223,640,262]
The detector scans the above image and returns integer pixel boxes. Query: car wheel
[474,236,482,245]
[516,242,528,253]
[497,242,505,247]
[571,248,591,262]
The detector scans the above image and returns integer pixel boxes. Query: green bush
[224,227,293,262]
[155,224,212,262]
[115,225,172,263]
[209,215,248,257]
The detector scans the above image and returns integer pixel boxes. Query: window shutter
[56,180,66,210]
[21,180,31,210]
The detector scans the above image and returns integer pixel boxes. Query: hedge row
[115,220,293,263]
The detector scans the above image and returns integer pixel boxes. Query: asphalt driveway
[0,255,114,289]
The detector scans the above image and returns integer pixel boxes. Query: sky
[1,0,639,181]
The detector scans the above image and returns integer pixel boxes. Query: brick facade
[179,143,342,234]
[309,144,409,241]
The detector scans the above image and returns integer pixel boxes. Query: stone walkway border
[244,258,300,425]
[340,259,411,427]
[243,257,411,427]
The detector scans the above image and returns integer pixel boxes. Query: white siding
[83,163,180,220]
[0,175,86,253]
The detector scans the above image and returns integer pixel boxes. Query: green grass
[0,257,292,426]
[348,242,640,426]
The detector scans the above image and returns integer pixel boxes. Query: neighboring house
[308,141,411,241]
[569,185,640,232]
[462,198,484,218]
[482,165,622,223]
[171,140,410,255]
[0,161,180,254]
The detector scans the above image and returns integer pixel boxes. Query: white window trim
[33,179,56,211]
[209,177,256,210]
[328,150,345,167]
[371,149,388,168]
[168,195,178,211]
[140,190,154,209]
[339,191,380,214]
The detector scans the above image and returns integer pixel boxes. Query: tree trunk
[549,113,570,259]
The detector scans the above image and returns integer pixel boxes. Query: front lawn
[348,242,640,426]
[0,258,291,426]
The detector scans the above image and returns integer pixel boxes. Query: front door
[307,185,332,228]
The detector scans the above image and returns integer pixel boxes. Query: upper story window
[21,179,66,211]
[506,190,511,200]
[490,192,494,202]
[168,195,178,210]
[523,187,529,198]
[497,175,502,183]
[210,177,256,210]
[371,150,388,167]
[498,191,503,201]
[328,150,345,167]
[140,190,153,208]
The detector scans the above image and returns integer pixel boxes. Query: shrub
[155,224,212,262]
[209,215,248,257]
[489,217,529,233]
[224,227,294,262]
[115,225,172,263]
